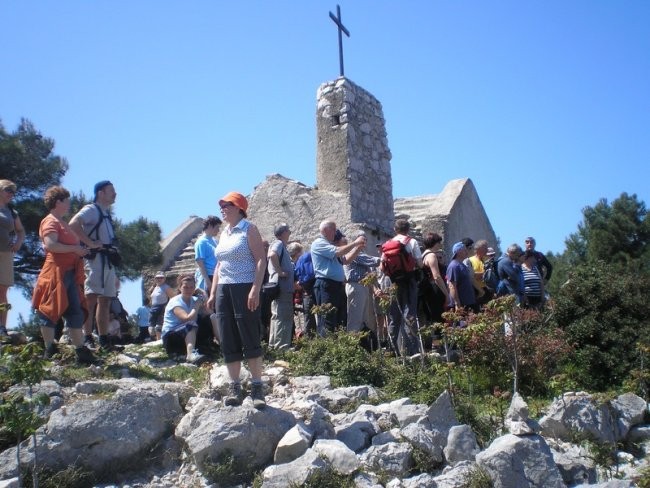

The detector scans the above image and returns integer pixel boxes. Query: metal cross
[329,5,350,77]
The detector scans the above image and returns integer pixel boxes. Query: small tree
[443,297,572,396]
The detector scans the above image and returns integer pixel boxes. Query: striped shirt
[522,265,543,298]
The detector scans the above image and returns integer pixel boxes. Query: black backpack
[483,257,499,292]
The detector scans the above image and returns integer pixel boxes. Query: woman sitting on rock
[161,274,207,364]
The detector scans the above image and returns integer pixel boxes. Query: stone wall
[316,78,394,234]
[394,179,498,256]
[247,174,388,252]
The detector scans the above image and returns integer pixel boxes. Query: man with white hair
[311,221,366,337]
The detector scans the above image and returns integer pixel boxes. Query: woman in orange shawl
[32,186,97,364]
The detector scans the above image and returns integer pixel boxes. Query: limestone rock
[261,448,329,488]
[273,422,313,464]
[444,424,480,464]
[539,392,617,444]
[312,438,360,475]
[360,441,414,477]
[175,398,296,470]
[476,433,566,488]
[400,422,445,464]
[551,444,597,486]
[507,392,541,435]
[0,387,182,479]
[611,392,647,440]
[427,390,459,435]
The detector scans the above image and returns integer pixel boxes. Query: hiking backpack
[482,258,499,292]
[380,237,417,282]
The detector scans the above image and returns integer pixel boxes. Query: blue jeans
[388,277,420,355]
[38,270,84,329]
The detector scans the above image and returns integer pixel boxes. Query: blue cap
[93,180,112,199]
[452,241,465,258]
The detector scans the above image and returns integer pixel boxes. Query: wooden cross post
[329,5,350,77]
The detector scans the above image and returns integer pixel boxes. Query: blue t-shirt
[311,236,345,282]
[161,294,199,337]
[446,259,476,307]
[135,306,150,327]
[194,233,218,291]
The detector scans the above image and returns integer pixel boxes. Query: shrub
[288,332,387,387]
[553,260,650,391]
[443,297,572,396]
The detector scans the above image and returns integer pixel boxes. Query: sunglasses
[3,188,15,195]
[220,202,234,209]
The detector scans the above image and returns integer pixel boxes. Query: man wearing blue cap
[69,180,120,351]
[447,241,479,313]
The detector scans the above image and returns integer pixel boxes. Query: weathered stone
[507,392,541,435]
[611,393,647,440]
[427,390,459,435]
[551,444,597,486]
[360,442,414,477]
[444,424,480,464]
[476,433,566,488]
[312,438,360,475]
[627,424,650,442]
[0,387,182,479]
[433,460,482,488]
[400,422,445,464]
[273,422,313,464]
[261,448,329,488]
[175,398,296,470]
[539,392,617,444]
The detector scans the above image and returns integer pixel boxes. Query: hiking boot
[98,342,124,353]
[250,382,266,409]
[43,343,59,359]
[75,346,98,365]
[186,350,207,365]
[224,382,243,407]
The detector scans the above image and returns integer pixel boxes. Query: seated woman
[161,274,207,364]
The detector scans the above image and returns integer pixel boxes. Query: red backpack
[381,237,417,282]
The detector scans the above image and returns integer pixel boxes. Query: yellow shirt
[468,255,485,289]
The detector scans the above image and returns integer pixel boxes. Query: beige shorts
[84,254,118,297]
[0,252,14,287]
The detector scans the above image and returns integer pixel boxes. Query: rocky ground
[0,338,649,488]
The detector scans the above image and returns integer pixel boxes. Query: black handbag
[261,282,281,301]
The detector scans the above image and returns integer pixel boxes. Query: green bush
[288,332,387,388]
[553,261,650,391]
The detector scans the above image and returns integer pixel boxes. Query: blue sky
[2,1,649,323]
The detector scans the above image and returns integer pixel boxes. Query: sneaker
[84,335,96,349]
[250,382,266,409]
[75,346,98,365]
[186,350,207,365]
[224,382,243,407]
[43,343,59,359]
